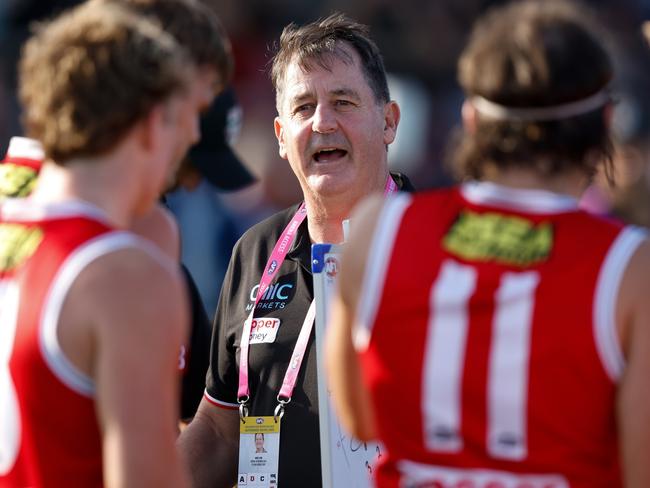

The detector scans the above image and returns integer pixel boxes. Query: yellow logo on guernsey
[0,224,44,272]
[443,210,553,266]
[0,164,38,198]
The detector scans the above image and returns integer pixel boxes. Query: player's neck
[483,167,589,198]
[30,157,140,228]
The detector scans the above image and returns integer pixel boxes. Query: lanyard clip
[274,395,291,422]
[238,396,249,423]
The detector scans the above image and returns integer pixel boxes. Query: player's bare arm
[60,245,190,488]
[616,238,650,488]
[325,194,384,442]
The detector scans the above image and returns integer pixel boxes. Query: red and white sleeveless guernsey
[354,182,647,488]
[0,198,156,487]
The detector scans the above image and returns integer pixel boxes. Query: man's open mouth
[312,148,348,162]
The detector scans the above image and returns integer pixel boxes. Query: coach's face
[274,43,399,203]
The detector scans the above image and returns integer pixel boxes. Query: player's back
[355,182,646,488]
[0,198,142,487]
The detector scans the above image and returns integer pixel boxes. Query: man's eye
[294,104,314,113]
[335,100,354,108]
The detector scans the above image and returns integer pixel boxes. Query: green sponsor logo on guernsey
[443,210,553,266]
[0,164,38,198]
[0,224,44,272]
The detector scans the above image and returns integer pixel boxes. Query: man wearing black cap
[183,87,254,192]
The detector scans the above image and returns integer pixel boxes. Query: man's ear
[382,100,400,145]
[136,103,169,153]
[461,99,477,134]
[130,107,154,156]
[274,116,287,160]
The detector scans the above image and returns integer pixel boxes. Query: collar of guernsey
[237,175,398,403]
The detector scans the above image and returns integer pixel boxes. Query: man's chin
[306,174,354,198]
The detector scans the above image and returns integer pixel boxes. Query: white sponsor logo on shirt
[246,283,294,311]
[247,318,281,344]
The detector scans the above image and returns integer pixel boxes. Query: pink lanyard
[238,202,307,404]
[237,176,398,417]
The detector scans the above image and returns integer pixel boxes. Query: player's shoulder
[73,231,182,302]
[614,227,650,354]
[342,192,414,288]
[130,203,180,260]
[618,227,650,287]
[61,230,187,341]
[350,190,419,240]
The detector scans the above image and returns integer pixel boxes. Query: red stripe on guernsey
[461,272,495,461]
[1,157,43,172]
[1,211,111,487]
[360,187,626,488]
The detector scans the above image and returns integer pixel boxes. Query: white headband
[470,88,611,121]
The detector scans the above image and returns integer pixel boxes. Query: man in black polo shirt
[178,13,413,487]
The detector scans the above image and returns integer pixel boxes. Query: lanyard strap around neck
[238,202,307,401]
[237,174,398,405]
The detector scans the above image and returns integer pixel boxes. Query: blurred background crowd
[2,0,650,313]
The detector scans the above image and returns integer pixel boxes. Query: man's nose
[311,104,337,134]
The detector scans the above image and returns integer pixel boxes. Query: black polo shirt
[206,173,414,487]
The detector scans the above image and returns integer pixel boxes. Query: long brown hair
[449,0,614,182]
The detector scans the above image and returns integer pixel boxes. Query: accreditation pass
[238,416,280,487]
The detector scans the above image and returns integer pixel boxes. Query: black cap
[188,87,255,191]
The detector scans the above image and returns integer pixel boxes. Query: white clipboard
[312,243,384,488]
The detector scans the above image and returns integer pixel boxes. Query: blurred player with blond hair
[0,2,201,486]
